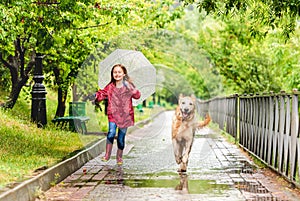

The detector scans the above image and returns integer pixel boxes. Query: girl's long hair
[110,64,135,87]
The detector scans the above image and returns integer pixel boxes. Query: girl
[95,64,141,165]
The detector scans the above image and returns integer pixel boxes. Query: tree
[179,0,300,94]
[0,0,185,118]
[181,0,300,38]
[0,0,98,109]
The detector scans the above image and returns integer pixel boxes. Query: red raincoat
[95,82,141,128]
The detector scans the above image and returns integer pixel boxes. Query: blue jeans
[106,122,128,150]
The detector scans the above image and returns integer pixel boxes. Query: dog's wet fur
[172,94,211,172]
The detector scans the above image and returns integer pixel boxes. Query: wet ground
[37,111,300,201]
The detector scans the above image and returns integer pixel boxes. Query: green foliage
[147,1,184,28]
[182,0,300,37]
[193,2,300,94]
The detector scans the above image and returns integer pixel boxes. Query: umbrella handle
[123,79,136,89]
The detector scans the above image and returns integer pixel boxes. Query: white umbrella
[98,49,156,106]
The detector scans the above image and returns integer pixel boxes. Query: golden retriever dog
[172,94,211,172]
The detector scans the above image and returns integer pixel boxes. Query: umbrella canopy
[98,49,156,106]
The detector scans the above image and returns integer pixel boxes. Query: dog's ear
[191,94,196,102]
[179,93,183,99]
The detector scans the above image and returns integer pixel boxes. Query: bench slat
[52,116,90,134]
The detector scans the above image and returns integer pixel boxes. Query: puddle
[101,169,232,195]
[120,178,231,194]
[195,133,219,139]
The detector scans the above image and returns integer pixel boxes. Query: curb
[0,109,165,201]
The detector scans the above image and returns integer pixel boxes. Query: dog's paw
[175,157,182,164]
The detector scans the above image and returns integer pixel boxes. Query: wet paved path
[37,111,299,201]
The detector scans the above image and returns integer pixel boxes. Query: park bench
[52,116,90,134]
[52,102,90,134]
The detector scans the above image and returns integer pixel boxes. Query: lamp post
[31,53,47,127]
[31,1,59,127]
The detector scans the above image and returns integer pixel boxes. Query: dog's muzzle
[181,109,191,120]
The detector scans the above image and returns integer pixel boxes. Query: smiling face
[112,66,125,81]
[179,95,196,119]
[110,64,130,86]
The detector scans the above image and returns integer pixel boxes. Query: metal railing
[197,89,300,186]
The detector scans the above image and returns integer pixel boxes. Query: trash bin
[69,102,86,116]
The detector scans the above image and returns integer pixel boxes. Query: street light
[30,1,59,127]
[31,53,47,127]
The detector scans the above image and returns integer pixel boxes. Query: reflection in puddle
[122,175,231,195]
[102,165,124,185]
[175,174,188,193]
[101,168,233,195]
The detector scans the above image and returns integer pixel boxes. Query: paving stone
[229,173,243,178]
[232,178,246,184]
[79,174,94,181]
[88,166,103,174]
[69,186,95,200]
[244,178,258,184]
[63,174,82,183]
[91,171,109,181]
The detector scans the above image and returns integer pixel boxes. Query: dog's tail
[198,113,211,128]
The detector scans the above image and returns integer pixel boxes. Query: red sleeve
[95,84,110,102]
[132,89,141,99]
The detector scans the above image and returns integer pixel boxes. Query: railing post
[267,91,274,165]
[290,89,299,181]
[278,91,286,173]
[234,93,239,143]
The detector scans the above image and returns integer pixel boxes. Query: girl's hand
[129,83,135,90]
[124,80,135,90]
[128,83,139,95]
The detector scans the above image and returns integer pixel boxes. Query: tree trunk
[72,84,79,102]
[0,38,35,109]
[4,76,29,109]
[55,86,67,117]
[53,66,69,117]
